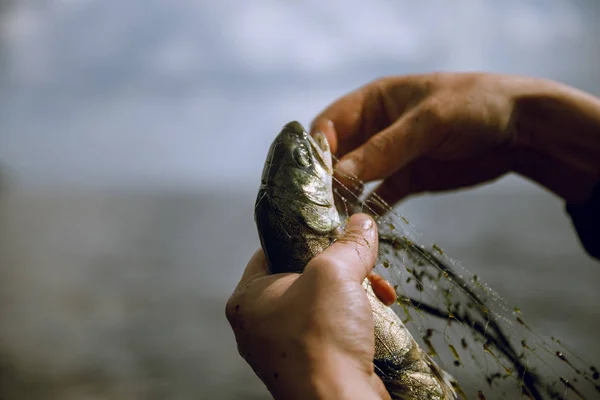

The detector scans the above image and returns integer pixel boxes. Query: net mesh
[331,163,599,400]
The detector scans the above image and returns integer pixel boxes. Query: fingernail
[335,157,357,177]
[310,118,333,135]
[350,214,373,230]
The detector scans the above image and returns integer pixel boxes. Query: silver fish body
[254,121,456,400]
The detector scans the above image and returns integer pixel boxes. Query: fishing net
[330,161,599,400]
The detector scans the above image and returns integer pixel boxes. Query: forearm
[509,76,600,203]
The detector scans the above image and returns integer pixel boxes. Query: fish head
[255,121,341,273]
[260,120,333,202]
[259,121,339,227]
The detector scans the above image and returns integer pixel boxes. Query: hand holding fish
[312,72,600,206]
[226,214,392,400]
[227,72,600,400]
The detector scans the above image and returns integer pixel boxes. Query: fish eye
[293,145,312,167]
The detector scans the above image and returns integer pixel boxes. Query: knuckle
[236,342,247,359]
[368,76,389,91]
[340,231,375,258]
[307,253,341,274]
[224,296,241,325]
[307,253,348,282]
[419,99,446,125]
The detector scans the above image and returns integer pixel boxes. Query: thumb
[307,213,378,283]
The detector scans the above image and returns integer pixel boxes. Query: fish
[254,120,457,400]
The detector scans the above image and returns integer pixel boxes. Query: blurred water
[0,0,599,399]
[0,183,598,399]
[0,187,268,399]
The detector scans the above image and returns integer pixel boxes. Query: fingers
[305,213,396,306]
[362,159,424,208]
[310,79,392,157]
[310,79,435,192]
[307,213,378,283]
[311,119,365,199]
[225,249,266,327]
[368,272,397,306]
[229,249,270,297]
[363,148,514,207]
[310,89,367,157]
[311,119,338,155]
[334,106,443,184]
[242,248,270,280]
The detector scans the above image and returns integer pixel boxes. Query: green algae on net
[331,158,600,400]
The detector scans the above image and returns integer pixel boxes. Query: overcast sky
[1,0,599,189]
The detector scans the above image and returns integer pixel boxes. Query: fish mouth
[307,131,333,175]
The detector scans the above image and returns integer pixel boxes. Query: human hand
[225,213,392,400]
[311,72,520,206]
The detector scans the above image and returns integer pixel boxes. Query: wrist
[507,76,600,202]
